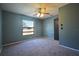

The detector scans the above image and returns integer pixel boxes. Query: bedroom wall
[2,11,42,45]
[0,7,2,52]
[59,4,79,50]
[43,17,55,39]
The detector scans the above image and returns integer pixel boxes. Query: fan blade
[44,13,50,14]
[33,13,37,16]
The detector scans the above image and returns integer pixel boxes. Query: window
[22,20,34,35]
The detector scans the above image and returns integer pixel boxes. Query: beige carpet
[1,38,79,56]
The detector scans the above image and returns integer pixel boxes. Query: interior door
[54,18,59,40]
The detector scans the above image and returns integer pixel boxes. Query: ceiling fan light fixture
[40,13,44,17]
[36,8,48,17]
[37,13,40,17]
[37,13,44,17]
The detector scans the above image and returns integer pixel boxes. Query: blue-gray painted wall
[2,11,42,44]
[2,3,79,51]
[43,17,55,39]
[59,4,79,50]
[0,8,2,51]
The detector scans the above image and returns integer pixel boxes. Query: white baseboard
[3,37,38,46]
[3,40,26,46]
[59,44,79,52]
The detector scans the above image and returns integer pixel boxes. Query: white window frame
[22,20,34,36]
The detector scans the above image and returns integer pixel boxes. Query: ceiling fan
[34,8,51,17]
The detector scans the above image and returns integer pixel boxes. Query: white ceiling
[0,3,67,18]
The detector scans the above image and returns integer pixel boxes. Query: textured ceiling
[0,3,67,18]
